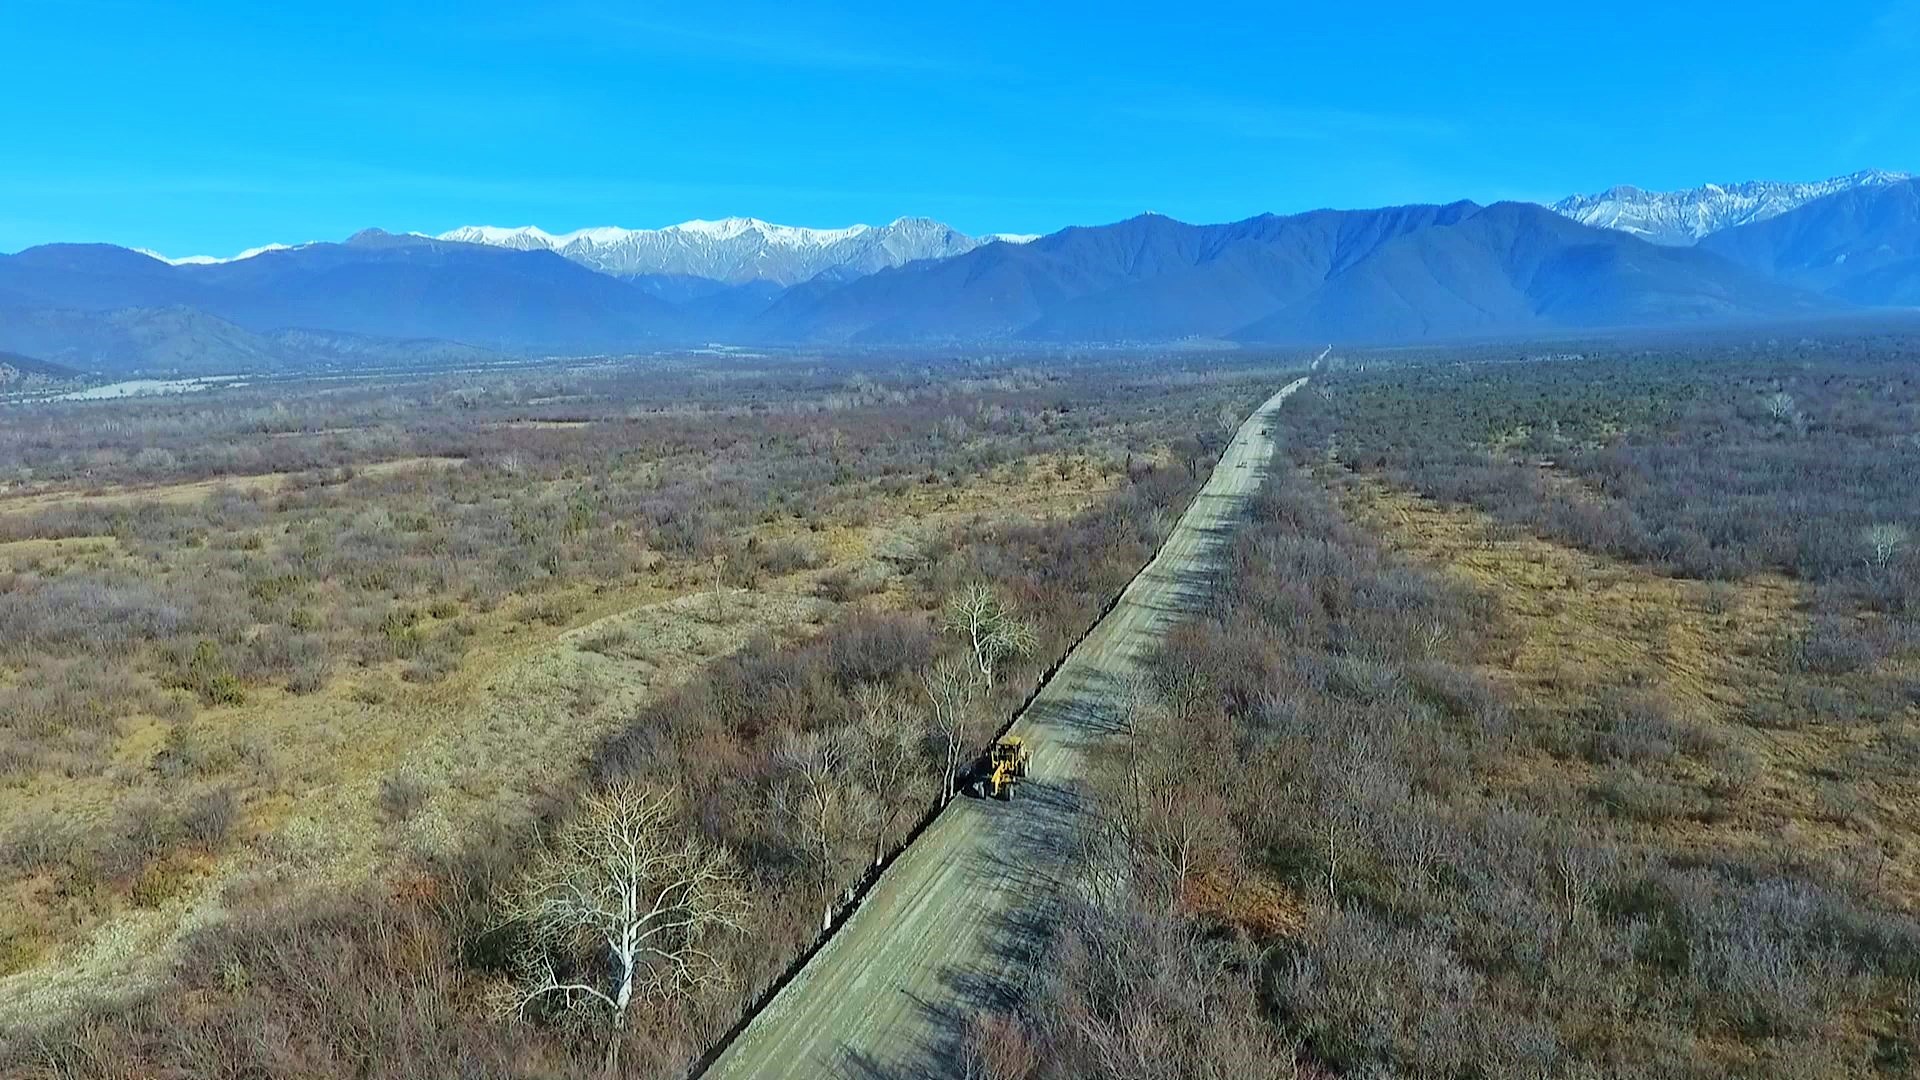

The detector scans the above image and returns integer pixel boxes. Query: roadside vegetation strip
[691,375,1307,1077]
[999,352,1920,1078]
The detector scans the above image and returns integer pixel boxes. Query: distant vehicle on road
[980,736,1030,800]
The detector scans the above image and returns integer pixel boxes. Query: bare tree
[777,728,851,932]
[501,783,748,1041]
[1129,701,1234,911]
[924,655,976,805]
[1865,522,1909,570]
[853,683,920,868]
[961,1012,1038,1080]
[1170,435,1208,477]
[944,583,1037,690]
[1766,390,1799,422]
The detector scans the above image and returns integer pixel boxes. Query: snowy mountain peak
[1549,170,1913,245]
[128,217,1042,285]
[435,225,561,249]
[434,216,999,284]
[136,242,307,266]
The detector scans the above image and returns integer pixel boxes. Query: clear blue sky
[3,0,1915,257]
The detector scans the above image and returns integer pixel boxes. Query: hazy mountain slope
[1697,179,1920,302]
[0,349,76,381]
[748,218,1193,342]
[263,329,504,369]
[1550,170,1912,245]
[753,202,1825,345]
[438,216,993,285]
[0,244,202,311]
[1238,202,1832,342]
[0,301,508,376]
[180,230,687,347]
[1838,257,1920,306]
[0,305,292,374]
[0,232,689,352]
[1021,203,1479,340]
[672,280,788,331]
[753,208,1468,343]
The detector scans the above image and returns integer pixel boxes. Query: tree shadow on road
[872,784,1095,1079]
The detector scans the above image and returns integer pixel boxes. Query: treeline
[0,355,1264,490]
[1001,467,1920,1076]
[1285,354,1919,596]
[1283,354,1920,728]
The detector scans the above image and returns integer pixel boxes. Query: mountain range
[141,218,1039,288]
[1548,170,1912,246]
[4,175,1916,374]
[436,217,1033,286]
[748,201,1826,344]
[1699,180,1920,306]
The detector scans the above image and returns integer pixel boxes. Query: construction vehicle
[981,735,1031,800]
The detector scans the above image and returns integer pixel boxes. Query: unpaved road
[705,378,1310,1080]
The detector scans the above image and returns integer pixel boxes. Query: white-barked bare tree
[500,782,748,1039]
[924,654,977,805]
[853,682,921,868]
[776,727,852,932]
[945,582,1037,691]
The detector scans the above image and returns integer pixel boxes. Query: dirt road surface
[704,377,1310,1080]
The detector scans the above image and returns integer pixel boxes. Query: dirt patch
[0,583,831,1030]
[1332,472,1799,717]
[0,456,464,516]
[0,534,119,571]
[1185,864,1309,939]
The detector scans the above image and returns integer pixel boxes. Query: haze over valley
[6,170,1919,377]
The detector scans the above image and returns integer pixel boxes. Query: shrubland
[1003,342,1920,1078]
[0,351,1288,1073]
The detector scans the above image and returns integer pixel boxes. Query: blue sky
[3,0,1916,256]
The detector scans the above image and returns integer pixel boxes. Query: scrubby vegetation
[0,352,1283,1072]
[26,340,1909,1078]
[1006,345,1920,1078]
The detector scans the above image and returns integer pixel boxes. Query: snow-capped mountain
[1548,170,1912,245]
[437,216,1030,285]
[136,242,312,266]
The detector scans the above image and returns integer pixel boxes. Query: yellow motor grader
[981,735,1031,800]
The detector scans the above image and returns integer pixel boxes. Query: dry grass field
[1340,471,1920,891]
[0,455,1124,1021]
[0,353,1289,1072]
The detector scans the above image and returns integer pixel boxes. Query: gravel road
[704,377,1309,1079]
